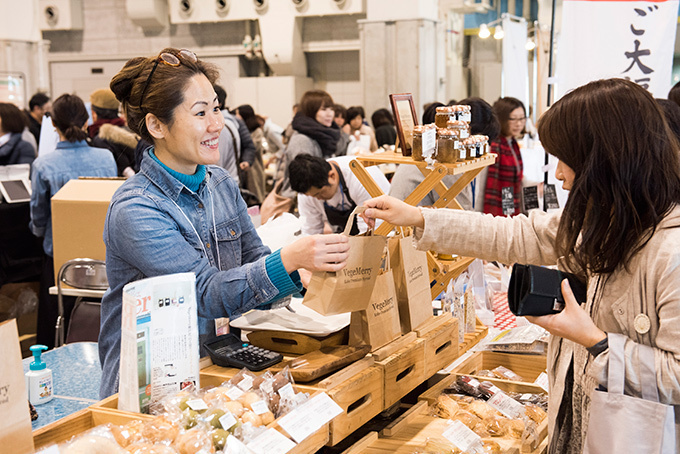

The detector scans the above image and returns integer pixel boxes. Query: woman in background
[371,108,396,148]
[342,105,378,153]
[0,102,35,165]
[484,97,526,216]
[235,104,267,203]
[30,94,117,348]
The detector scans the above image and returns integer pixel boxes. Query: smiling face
[555,160,576,191]
[315,105,335,128]
[149,74,224,174]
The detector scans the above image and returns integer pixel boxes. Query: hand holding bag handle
[583,333,675,453]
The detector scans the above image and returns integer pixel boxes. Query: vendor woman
[99,48,350,397]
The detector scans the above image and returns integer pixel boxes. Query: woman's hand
[526,279,606,348]
[280,234,350,273]
[239,162,251,171]
[361,195,425,230]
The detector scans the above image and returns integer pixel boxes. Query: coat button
[206,243,211,248]
[618,308,624,315]
[230,229,236,236]
[198,203,204,209]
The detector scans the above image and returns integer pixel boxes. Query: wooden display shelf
[419,316,460,377]
[345,400,548,453]
[375,338,426,408]
[33,407,153,450]
[349,152,495,300]
[459,317,490,356]
[453,351,547,385]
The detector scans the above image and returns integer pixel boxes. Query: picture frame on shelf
[389,93,418,156]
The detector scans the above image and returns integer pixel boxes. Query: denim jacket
[99,151,293,397]
[29,140,117,256]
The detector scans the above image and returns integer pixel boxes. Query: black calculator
[203,333,283,371]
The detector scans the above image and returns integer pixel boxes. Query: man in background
[24,92,51,145]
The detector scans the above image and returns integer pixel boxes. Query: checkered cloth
[492,291,517,330]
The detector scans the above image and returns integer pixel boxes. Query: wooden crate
[419,373,547,406]
[376,338,426,408]
[453,351,547,384]
[33,407,153,450]
[324,364,384,446]
[459,317,489,356]
[346,400,547,454]
[420,317,460,377]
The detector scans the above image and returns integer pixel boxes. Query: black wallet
[508,264,587,316]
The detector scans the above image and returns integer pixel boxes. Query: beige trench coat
[413,206,680,453]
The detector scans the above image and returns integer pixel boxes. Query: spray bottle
[26,345,53,405]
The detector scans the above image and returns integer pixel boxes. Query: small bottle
[26,345,53,405]
[412,125,424,161]
[436,128,459,163]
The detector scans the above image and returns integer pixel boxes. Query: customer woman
[0,102,35,165]
[30,94,117,348]
[362,79,680,453]
[235,104,267,204]
[261,90,347,222]
[343,105,378,153]
[484,97,526,216]
[100,48,349,397]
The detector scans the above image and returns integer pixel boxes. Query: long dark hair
[51,94,89,143]
[538,78,680,274]
[236,104,263,133]
[110,48,219,144]
[493,97,525,137]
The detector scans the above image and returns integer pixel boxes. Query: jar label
[422,128,436,158]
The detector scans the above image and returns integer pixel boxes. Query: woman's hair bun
[110,57,148,104]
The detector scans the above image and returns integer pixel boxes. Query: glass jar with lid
[436,128,459,163]
[412,125,425,161]
[435,106,456,128]
[447,119,470,139]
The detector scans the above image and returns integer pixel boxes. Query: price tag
[278,383,295,399]
[522,186,539,212]
[544,184,560,210]
[226,386,245,400]
[278,392,343,443]
[227,434,254,454]
[487,391,525,419]
[251,400,270,415]
[187,398,208,411]
[246,428,296,454]
[238,376,254,391]
[219,412,238,430]
[460,147,467,160]
[501,186,515,216]
[442,420,484,453]
[421,128,436,158]
[534,372,549,392]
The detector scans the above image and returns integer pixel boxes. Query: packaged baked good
[467,400,499,420]
[172,427,215,454]
[433,394,460,419]
[141,415,181,444]
[491,365,524,382]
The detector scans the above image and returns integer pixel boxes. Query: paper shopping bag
[389,233,434,333]
[349,265,402,350]
[0,319,34,454]
[304,207,387,315]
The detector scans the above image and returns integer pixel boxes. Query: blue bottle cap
[29,344,48,371]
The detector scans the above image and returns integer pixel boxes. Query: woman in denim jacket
[99,48,349,397]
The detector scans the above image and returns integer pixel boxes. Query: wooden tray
[453,351,547,384]
[272,344,371,382]
[247,328,348,355]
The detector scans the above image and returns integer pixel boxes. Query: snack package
[491,365,524,382]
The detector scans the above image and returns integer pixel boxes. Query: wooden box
[453,351,547,385]
[376,338,426,408]
[419,317,460,377]
[344,400,548,454]
[324,364,384,445]
[33,407,153,450]
[459,317,489,356]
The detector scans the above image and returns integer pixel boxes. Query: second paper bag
[390,234,433,333]
[349,263,402,350]
[304,207,387,315]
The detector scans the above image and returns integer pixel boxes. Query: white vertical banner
[556,0,679,99]
[502,17,529,108]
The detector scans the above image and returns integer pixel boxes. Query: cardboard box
[51,179,124,282]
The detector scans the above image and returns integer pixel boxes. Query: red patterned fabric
[483,136,523,217]
[492,291,517,330]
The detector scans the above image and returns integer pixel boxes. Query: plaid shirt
[483,136,523,216]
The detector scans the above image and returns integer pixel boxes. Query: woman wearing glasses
[483,97,526,216]
[99,48,349,397]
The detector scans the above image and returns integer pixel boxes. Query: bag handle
[607,333,659,402]
[343,206,366,236]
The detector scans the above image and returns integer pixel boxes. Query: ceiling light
[493,24,504,40]
[478,23,490,39]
